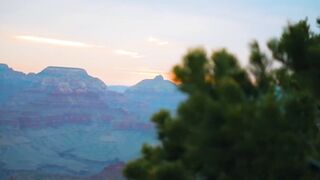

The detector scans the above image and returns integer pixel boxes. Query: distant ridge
[126,74,176,93]
[39,66,89,77]
[0,63,9,69]
[154,75,164,80]
[0,63,184,178]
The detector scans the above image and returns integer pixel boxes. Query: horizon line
[0,63,174,86]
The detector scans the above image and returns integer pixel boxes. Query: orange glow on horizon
[166,72,181,85]
[3,63,175,86]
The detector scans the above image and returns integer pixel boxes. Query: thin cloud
[114,49,144,59]
[14,35,145,59]
[147,36,169,46]
[15,35,106,48]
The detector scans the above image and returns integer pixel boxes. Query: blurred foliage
[124,19,320,180]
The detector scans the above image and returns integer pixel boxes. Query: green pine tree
[124,19,320,180]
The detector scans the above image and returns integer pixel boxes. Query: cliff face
[0,63,32,104]
[0,64,184,178]
[0,65,184,129]
[0,65,115,128]
[37,66,107,93]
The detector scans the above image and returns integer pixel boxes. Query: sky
[0,0,319,85]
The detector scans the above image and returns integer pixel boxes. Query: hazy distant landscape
[1,0,319,179]
[0,64,184,179]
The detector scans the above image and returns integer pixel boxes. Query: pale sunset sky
[0,0,319,85]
